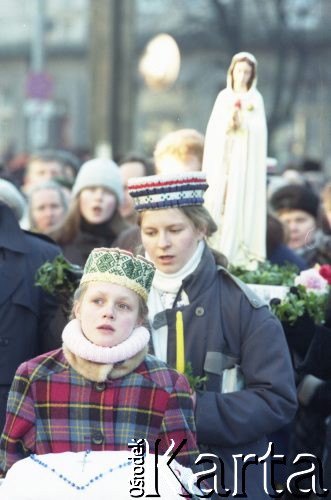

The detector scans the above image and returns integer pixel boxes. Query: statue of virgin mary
[202,52,267,267]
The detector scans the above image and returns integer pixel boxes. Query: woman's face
[30,188,66,233]
[79,187,117,224]
[232,60,253,92]
[74,282,140,347]
[278,209,316,249]
[141,208,205,274]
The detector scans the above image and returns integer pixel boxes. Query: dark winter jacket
[60,220,135,267]
[287,324,331,494]
[151,245,298,498]
[0,203,61,431]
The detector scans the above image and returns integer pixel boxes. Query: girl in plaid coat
[0,248,198,475]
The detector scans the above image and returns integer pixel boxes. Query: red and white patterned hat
[127,172,208,211]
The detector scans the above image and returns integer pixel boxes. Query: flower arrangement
[230,262,331,325]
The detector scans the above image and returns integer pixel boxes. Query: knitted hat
[127,171,208,211]
[270,184,319,219]
[72,158,123,203]
[80,247,155,301]
[0,178,27,220]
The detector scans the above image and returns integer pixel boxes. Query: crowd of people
[0,52,330,498]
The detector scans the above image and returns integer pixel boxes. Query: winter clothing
[270,184,319,219]
[0,243,199,481]
[62,319,150,366]
[149,244,297,498]
[268,243,308,270]
[0,179,26,221]
[128,172,208,211]
[71,158,123,203]
[0,203,61,431]
[60,219,131,267]
[0,347,198,474]
[286,324,331,494]
[81,247,154,301]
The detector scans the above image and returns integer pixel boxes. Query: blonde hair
[154,129,204,169]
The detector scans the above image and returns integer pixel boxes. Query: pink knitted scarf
[62,319,150,364]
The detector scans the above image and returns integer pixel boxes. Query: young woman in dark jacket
[128,171,298,499]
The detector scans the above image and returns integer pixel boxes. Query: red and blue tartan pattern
[0,349,198,473]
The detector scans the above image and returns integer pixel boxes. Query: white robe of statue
[202,52,267,267]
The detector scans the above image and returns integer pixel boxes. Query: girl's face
[232,60,253,91]
[79,187,117,224]
[141,208,205,274]
[74,282,141,347]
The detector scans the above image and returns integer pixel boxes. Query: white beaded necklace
[29,450,132,491]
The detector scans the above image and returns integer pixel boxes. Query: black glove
[299,324,331,380]
[281,312,316,363]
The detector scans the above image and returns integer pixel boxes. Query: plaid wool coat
[0,348,198,474]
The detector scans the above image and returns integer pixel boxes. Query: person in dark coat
[267,213,308,270]
[270,183,331,266]
[287,323,331,495]
[128,172,298,499]
[0,202,61,433]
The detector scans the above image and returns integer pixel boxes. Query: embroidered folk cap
[127,171,208,211]
[80,247,155,301]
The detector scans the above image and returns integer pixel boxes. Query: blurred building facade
[0,0,330,174]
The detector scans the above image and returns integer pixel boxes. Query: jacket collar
[181,245,218,301]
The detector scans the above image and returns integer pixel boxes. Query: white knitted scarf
[62,319,150,364]
[147,240,205,361]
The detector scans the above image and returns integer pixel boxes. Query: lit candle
[176,311,185,373]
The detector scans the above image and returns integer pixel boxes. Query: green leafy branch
[35,255,82,304]
[270,285,328,325]
[229,261,299,286]
[184,361,208,391]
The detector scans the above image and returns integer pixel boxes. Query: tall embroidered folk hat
[80,247,155,301]
[127,171,208,211]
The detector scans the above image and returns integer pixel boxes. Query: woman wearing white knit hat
[49,158,132,266]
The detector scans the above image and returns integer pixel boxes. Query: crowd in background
[0,126,331,497]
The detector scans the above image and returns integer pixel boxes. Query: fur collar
[63,345,148,382]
